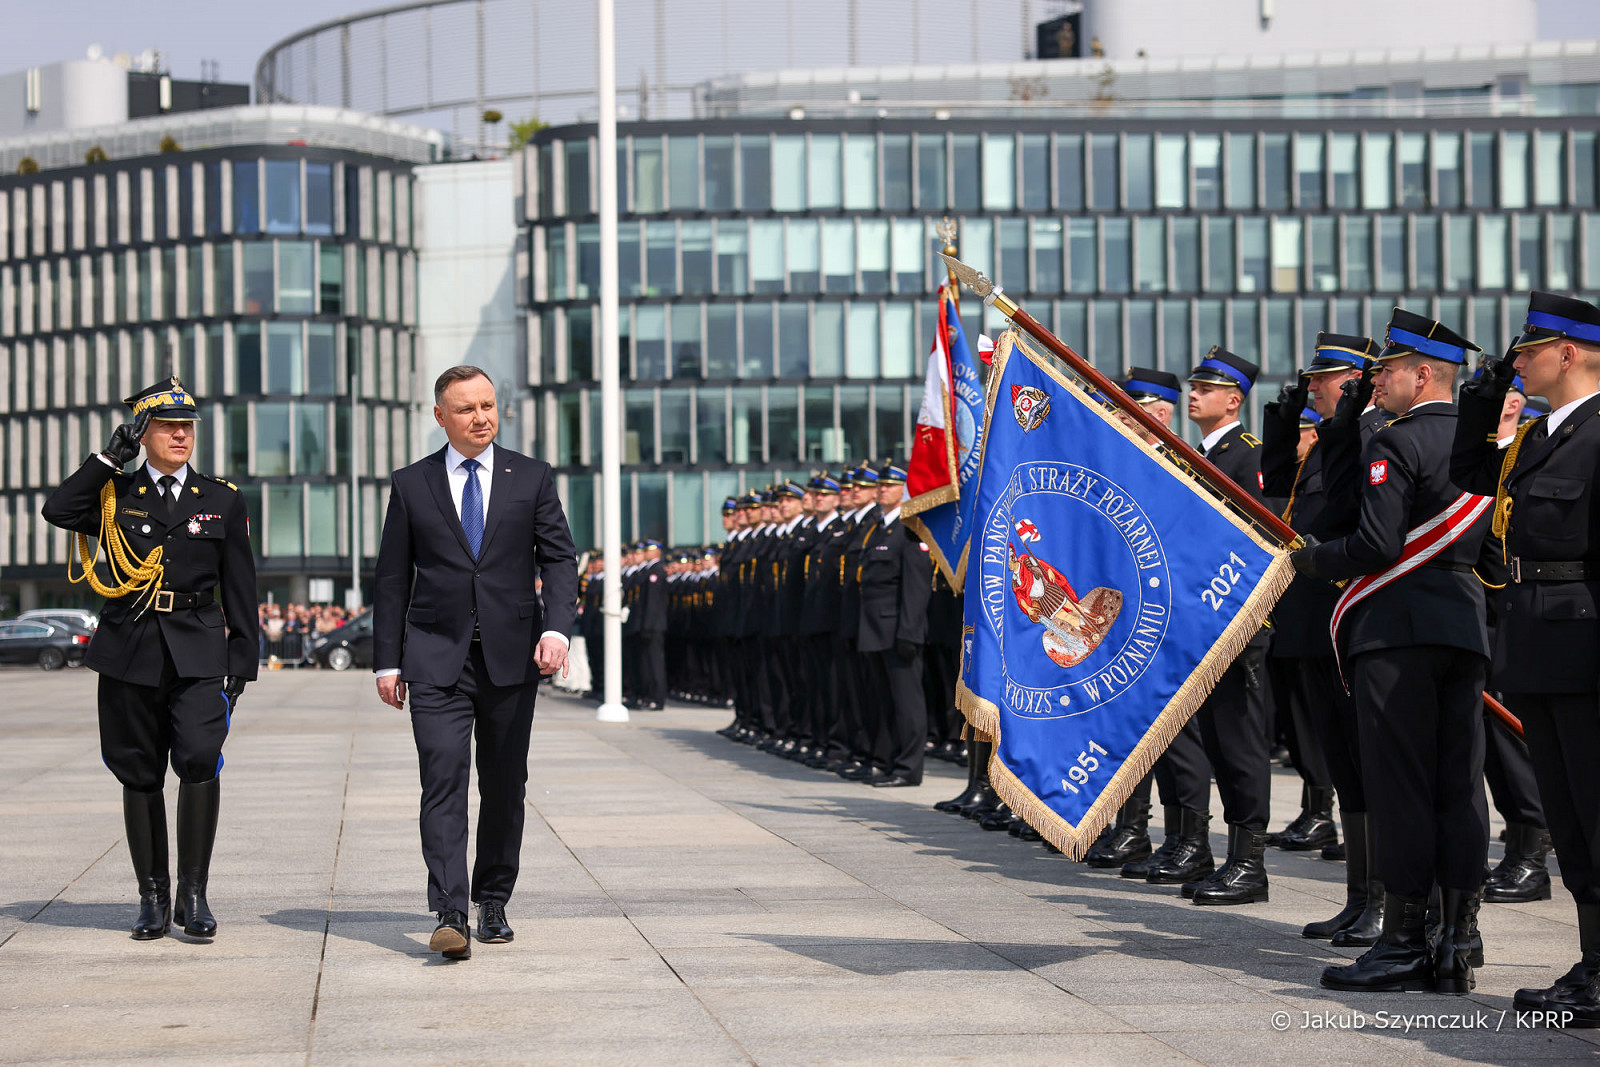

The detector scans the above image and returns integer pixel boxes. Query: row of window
[534,127,1600,221]
[0,159,415,260]
[0,320,416,415]
[533,211,1600,304]
[0,240,416,338]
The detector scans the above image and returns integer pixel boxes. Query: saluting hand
[103,411,151,466]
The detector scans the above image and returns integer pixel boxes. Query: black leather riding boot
[1123,804,1179,879]
[123,787,170,941]
[1276,785,1337,851]
[1305,811,1370,939]
[1085,795,1152,869]
[173,777,220,938]
[1433,887,1479,995]
[1519,905,1600,1012]
[1192,826,1269,906]
[1146,808,1213,885]
[935,740,984,813]
[1330,814,1384,947]
[1321,893,1433,992]
[1484,822,1553,903]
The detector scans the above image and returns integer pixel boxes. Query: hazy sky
[2,0,1599,87]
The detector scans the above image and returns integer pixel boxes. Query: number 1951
[1061,740,1108,794]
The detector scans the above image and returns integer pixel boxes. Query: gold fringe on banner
[951,329,1298,861]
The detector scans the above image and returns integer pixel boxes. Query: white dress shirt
[1546,392,1600,436]
[1200,421,1241,456]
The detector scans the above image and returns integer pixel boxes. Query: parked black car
[309,611,373,672]
[0,619,91,669]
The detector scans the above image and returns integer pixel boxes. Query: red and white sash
[1329,491,1492,675]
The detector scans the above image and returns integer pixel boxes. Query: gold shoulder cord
[1491,417,1541,560]
[1279,442,1316,523]
[68,480,164,608]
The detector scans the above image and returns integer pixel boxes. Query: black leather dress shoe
[430,910,472,959]
[869,775,921,788]
[477,901,514,943]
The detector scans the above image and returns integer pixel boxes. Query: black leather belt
[151,588,215,613]
[1511,558,1600,583]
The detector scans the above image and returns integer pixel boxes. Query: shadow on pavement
[261,907,432,955]
[2,899,136,932]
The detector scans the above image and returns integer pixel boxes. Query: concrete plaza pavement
[1,667,1597,1066]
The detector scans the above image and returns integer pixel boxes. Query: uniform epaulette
[1240,432,1261,447]
[202,473,238,491]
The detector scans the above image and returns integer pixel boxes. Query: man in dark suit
[1297,309,1491,994]
[632,540,668,710]
[41,378,258,942]
[373,365,578,960]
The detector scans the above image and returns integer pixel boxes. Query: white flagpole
[596,0,628,724]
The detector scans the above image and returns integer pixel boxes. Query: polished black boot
[1146,808,1213,886]
[172,777,220,938]
[1306,812,1373,939]
[1268,782,1314,847]
[935,739,989,814]
[123,787,170,941]
[1275,785,1336,851]
[1519,905,1600,1011]
[978,803,1014,831]
[1084,795,1153,869]
[1192,826,1269,906]
[1484,822,1553,903]
[1433,887,1479,994]
[1320,893,1434,992]
[1330,814,1384,947]
[1123,804,1179,879]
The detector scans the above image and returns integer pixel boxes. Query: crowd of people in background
[257,602,355,664]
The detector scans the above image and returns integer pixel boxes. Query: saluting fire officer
[41,379,258,941]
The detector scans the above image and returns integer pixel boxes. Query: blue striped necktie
[461,458,484,557]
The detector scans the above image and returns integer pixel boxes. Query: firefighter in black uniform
[633,540,668,710]
[577,551,605,701]
[837,467,883,779]
[1295,308,1491,995]
[854,462,932,787]
[41,379,258,941]
[1452,292,1600,1023]
[797,475,844,764]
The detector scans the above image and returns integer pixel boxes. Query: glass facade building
[522,114,1600,548]
[0,133,427,607]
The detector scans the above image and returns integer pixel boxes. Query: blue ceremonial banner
[956,332,1294,859]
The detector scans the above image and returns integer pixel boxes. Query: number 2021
[1200,552,1249,611]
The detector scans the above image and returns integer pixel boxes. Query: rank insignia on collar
[137,486,147,496]
[191,486,201,494]
[188,519,202,535]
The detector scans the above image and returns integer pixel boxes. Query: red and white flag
[905,286,960,509]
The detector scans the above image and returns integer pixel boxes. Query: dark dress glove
[103,411,150,466]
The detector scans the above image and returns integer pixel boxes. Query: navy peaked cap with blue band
[852,465,879,487]
[721,496,739,514]
[1305,332,1381,375]
[1123,367,1182,405]
[813,474,841,493]
[779,481,806,499]
[739,493,762,509]
[1512,291,1600,351]
[876,461,908,486]
[1187,346,1260,394]
[1299,407,1323,428]
[1379,308,1479,365]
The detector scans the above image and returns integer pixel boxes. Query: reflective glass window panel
[1033,218,1063,293]
[839,385,870,462]
[1310,216,1337,292]
[809,135,842,210]
[660,388,691,463]
[1238,217,1268,294]
[307,323,337,395]
[844,134,878,211]
[846,304,878,378]
[768,387,799,462]
[575,222,601,298]
[812,304,843,378]
[741,134,771,212]
[1056,134,1084,211]
[1103,218,1131,294]
[715,221,747,294]
[952,134,980,211]
[1205,217,1234,292]
[1136,217,1165,293]
[565,141,591,216]
[297,402,328,475]
[1472,300,1500,355]
[1172,217,1200,292]
[306,483,336,554]
[242,242,273,314]
[1536,132,1565,207]
[778,304,809,379]
[1128,299,1155,369]
[961,217,993,279]
[1550,213,1576,290]
[213,243,235,316]
[1020,134,1049,211]
[822,219,855,294]
[645,221,676,296]
[681,221,712,296]
[1501,132,1530,209]
[548,225,568,300]
[858,218,890,295]
[1231,300,1260,367]
[205,161,224,234]
[1262,134,1290,210]
[786,219,820,294]
[279,241,314,313]
[742,302,773,378]
[668,137,700,212]
[1161,300,1190,372]
[672,473,703,545]
[697,386,727,462]
[1329,133,1359,209]
[1584,215,1600,289]
[265,161,301,235]
[1156,134,1187,210]
[257,401,290,475]
[1272,218,1301,293]
[1193,134,1221,210]
[892,219,923,292]
[233,160,260,235]
[875,384,906,460]
[1414,216,1440,291]
[982,134,1016,211]
[883,134,912,211]
[1344,217,1372,291]
[267,322,302,394]
[1197,299,1225,359]
[266,484,302,556]
[1226,133,1255,210]
[749,219,784,294]
[305,163,334,235]
[881,302,914,379]
[1332,297,1361,334]
[704,136,735,212]
[1125,133,1154,211]
[633,138,663,213]
[772,136,805,211]
[1265,299,1294,375]
[1089,134,1119,211]
[1575,133,1596,208]
[618,220,642,297]
[637,473,668,538]
[625,389,655,464]
[1514,214,1542,290]
[731,385,764,462]
[1400,133,1428,209]
[1469,132,1496,208]
[705,304,737,379]
[917,134,947,210]
[1058,300,1087,352]
[1362,134,1393,210]
[556,392,580,467]
[999,218,1027,293]
[1091,301,1122,374]
[1446,215,1474,291]
[635,306,666,380]
[1434,133,1463,208]
[1296,134,1324,209]
[1376,216,1406,291]
[1300,300,1329,351]
[805,385,837,463]
[672,304,703,378]
[1478,215,1508,290]
[319,244,343,314]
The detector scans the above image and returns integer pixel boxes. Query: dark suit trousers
[827,636,861,760]
[1268,653,1333,790]
[1483,703,1546,828]
[639,632,667,705]
[1154,719,1211,811]
[868,647,927,781]
[409,640,537,914]
[1510,692,1600,903]
[1195,647,1271,830]
[1353,646,1488,899]
[1298,655,1365,811]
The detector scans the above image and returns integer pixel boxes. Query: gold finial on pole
[935,217,960,301]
